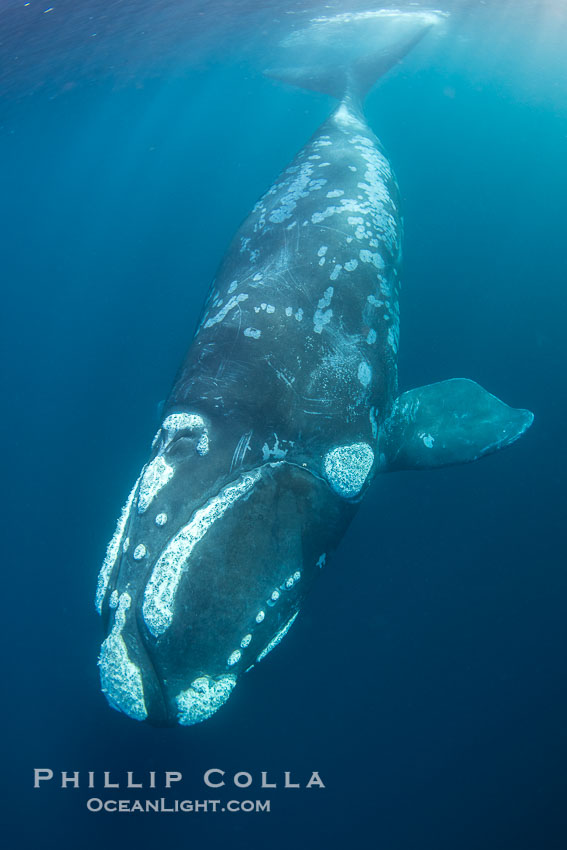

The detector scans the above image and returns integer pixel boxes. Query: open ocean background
[2,1,566,848]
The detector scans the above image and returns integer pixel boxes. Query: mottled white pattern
[98,593,147,721]
[359,249,384,269]
[269,161,314,224]
[176,675,236,726]
[244,327,262,339]
[387,326,399,354]
[324,443,375,499]
[313,287,334,334]
[137,456,174,514]
[262,435,287,461]
[284,570,301,588]
[204,293,248,328]
[161,413,206,449]
[95,476,140,614]
[196,433,209,456]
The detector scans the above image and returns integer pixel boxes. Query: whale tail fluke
[265,10,445,102]
[380,379,534,473]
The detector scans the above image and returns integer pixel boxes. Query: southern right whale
[95,11,533,726]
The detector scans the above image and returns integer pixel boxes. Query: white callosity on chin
[95,475,140,614]
[98,593,147,721]
[256,612,299,663]
[323,443,375,499]
[176,675,237,726]
[142,470,263,636]
[137,456,174,514]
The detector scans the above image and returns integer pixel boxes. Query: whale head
[95,410,352,726]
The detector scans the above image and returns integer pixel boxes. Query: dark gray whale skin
[95,37,533,727]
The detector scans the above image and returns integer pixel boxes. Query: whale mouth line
[131,599,172,725]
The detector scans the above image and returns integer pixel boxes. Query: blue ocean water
[2,3,566,848]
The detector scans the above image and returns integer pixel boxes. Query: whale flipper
[380,379,534,472]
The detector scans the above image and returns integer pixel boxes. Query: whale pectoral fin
[380,378,534,472]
